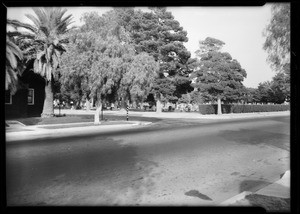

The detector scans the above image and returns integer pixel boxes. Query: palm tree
[6,36,23,95]
[7,8,74,117]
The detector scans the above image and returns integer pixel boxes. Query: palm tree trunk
[41,80,54,118]
[217,97,222,115]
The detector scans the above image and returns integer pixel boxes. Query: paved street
[6,115,290,206]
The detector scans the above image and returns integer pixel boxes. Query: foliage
[122,52,159,103]
[59,10,158,108]
[6,36,23,94]
[114,7,193,103]
[8,8,74,82]
[263,3,290,74]
[271,72,290,102]
[59,29,94,105]
[178,90,203,105]
[256,72,290,104]
[199,104,290,114]
[244,87,261,104]
[192,37,247,103]
[195,37,225,57]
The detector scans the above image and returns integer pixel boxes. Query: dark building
[5,68,45,119]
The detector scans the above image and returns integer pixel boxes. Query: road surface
[6,116,290,206]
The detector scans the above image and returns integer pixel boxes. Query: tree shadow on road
[219,129,290,151]
[239,180,272,193]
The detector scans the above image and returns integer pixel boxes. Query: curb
[6,120,26,127]
[220,191,253,205]
[220,170,290,206]
[6,121,152,142]
[53,109,290,120]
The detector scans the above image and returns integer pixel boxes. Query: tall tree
[271,72,290,103]
[263,3,290,75]
[192,37,247,114]
[122,52,159,107]
[6,36,23,95]
[256,72,290,104]
[114,7,193,112]
[7,8,74,117]
[244,87,261,104]
[60,11,158,124]
[59,28,94,109]
[89,37,158,124]
[257,81,273,104]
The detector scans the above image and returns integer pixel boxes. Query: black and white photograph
[4,2,293,211]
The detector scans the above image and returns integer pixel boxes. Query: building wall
[5,89,28,119]
[27,73,45,117]
[5,70,45,119]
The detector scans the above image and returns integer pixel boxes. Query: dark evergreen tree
[192,37,247,114]
[114,7,194,112]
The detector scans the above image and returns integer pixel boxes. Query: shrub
[199,105,215,114]
[199,104,290,114]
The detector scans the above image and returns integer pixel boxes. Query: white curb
[220,191,253,205]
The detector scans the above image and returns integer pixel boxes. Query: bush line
[199,104,290,114]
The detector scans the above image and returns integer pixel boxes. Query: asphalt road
[6,116,290,206]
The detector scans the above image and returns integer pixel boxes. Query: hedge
[199,104,290,114]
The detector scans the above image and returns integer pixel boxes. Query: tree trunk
[41,80,54,118]
[86,98,91,111]
[156,99,162,113]
[94,102,102,125]
[217,97,222,115]
[132,101,137,109]
[91,98,94,108]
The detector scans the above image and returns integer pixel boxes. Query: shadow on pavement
[239,180,272,193]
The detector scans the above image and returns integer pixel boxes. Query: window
[5,90,12,104]
[28,88,34,105]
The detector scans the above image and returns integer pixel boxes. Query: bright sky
[7,5,275,88]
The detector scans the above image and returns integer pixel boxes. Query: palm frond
[9,7,73,82]
[7,31,36,40]
[6,48,18,68]
[6,39,23,61]
[6,66,18,95]
[7,19,37,33]
[25,14,41,28]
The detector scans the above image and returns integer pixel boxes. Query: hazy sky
[7,5,275,88]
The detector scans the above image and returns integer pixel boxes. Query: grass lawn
[14,114,161,126]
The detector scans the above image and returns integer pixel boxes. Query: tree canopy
[59,9,159,112]
[263,3,290,75]
[113,7,193,105]
[192,37,247,104]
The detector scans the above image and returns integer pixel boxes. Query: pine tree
[192,37,247,114]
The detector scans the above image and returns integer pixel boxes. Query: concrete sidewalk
[221,170,290,207]
[55,109,290,120]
